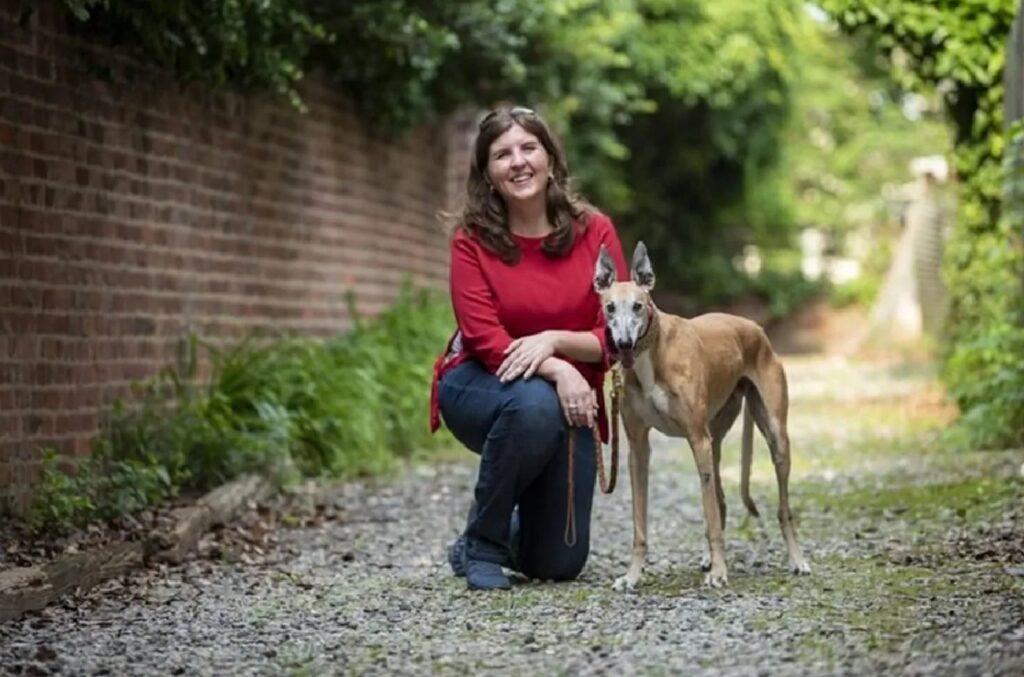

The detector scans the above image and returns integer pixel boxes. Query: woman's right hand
[553,363,597,428]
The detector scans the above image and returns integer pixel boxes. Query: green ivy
[945,120,1024,449]
[55,0,328,111]
[822,0,1024,449]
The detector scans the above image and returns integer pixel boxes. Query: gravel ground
[2,355,1023,676]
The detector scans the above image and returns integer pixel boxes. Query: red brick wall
[0,2,471,513]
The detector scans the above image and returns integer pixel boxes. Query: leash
[564,365,623,546]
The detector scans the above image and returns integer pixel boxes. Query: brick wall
[0,2,472,513]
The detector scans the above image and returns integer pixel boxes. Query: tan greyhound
[594,241,811,590]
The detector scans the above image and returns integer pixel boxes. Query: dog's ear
[631,241,655,291]
[594,244,617,292]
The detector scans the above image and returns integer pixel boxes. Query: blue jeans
[438,360,597,581]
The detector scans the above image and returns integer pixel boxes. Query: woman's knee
[502,379,564,440]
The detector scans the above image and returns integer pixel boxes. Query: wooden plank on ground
[1,472,273,624]
[0,542,143,624]
[146,474,272,564]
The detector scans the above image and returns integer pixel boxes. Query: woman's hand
[553,364,598,428]
[497,331,559,382]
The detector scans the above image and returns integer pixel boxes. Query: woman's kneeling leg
[438,361,566,569]
[516,427,597,581]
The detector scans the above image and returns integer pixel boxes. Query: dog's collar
[638,304,655,341]
[634,303,658,353]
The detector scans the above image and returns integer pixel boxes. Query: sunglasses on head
[479,106,536,129]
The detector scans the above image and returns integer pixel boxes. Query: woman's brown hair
[448,108,593,264]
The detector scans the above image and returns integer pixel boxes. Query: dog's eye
[605,302,615,313]
[632,302,643,313]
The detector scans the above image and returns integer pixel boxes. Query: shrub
[29,284,455,533]
[943,122,1024,449]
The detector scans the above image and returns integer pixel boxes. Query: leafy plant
[29,284,455,533]
[29,450,96,534]
[944,120,1024,448]
[55,0,328,110]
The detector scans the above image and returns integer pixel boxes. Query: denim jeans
[438,359,597,581]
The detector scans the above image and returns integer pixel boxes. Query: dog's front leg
[613,422,651,592]
[690,431,728,587]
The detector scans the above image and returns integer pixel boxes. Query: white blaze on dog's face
[593,241,655,369]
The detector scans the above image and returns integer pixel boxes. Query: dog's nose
[616,339,634,351]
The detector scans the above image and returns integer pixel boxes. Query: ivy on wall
[56,0,327,110]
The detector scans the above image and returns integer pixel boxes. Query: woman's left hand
[497,331,559,382]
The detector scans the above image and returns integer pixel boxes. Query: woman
[429,107,628,591]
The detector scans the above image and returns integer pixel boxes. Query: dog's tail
[740,400,760,518]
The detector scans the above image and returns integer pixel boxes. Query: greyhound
[594,241,811,590]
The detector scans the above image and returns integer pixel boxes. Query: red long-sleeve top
[429,212,628,441]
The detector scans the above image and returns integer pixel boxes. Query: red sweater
[429,212,628,441]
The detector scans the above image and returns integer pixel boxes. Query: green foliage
[830,275,882,309]
[54,0,923,311]
[520,0,814,305]
[56,0,328,110]
[944,121,1024,449]
[29,450,97,534]
[781,20,951,241]
[29,285,454,534]
[747,262,828,321]
[49,0,807,301]
[46,0,960,315]
[821,0,1023,448]
[308,1,561,132]
[599,0,804,298]
[53,0,570,131]
[688,248,827,320]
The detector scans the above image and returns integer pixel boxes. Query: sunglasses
[479,106,536,129]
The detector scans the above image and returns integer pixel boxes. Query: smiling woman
[429,107,629,591]
[455,108,583,264]
[486,123,552,211]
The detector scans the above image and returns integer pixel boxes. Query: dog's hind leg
[739,399,760,519]
[613,415,652,592]
[747,364,811,575]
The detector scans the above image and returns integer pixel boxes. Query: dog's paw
[790,560,812,576]
[698,552,712,572]
[703,570,728,588]
[612,574,639,592]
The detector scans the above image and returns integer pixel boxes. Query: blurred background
[1,0,1021,528]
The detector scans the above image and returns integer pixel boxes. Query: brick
[0,414,22,438]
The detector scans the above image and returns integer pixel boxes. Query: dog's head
[594,241,656,370]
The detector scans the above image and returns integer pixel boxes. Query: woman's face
[485,123,552,208]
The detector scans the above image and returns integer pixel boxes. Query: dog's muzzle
[606,327,636,369]
[616,343,636,369]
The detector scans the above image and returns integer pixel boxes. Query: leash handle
[597,364,622,494]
